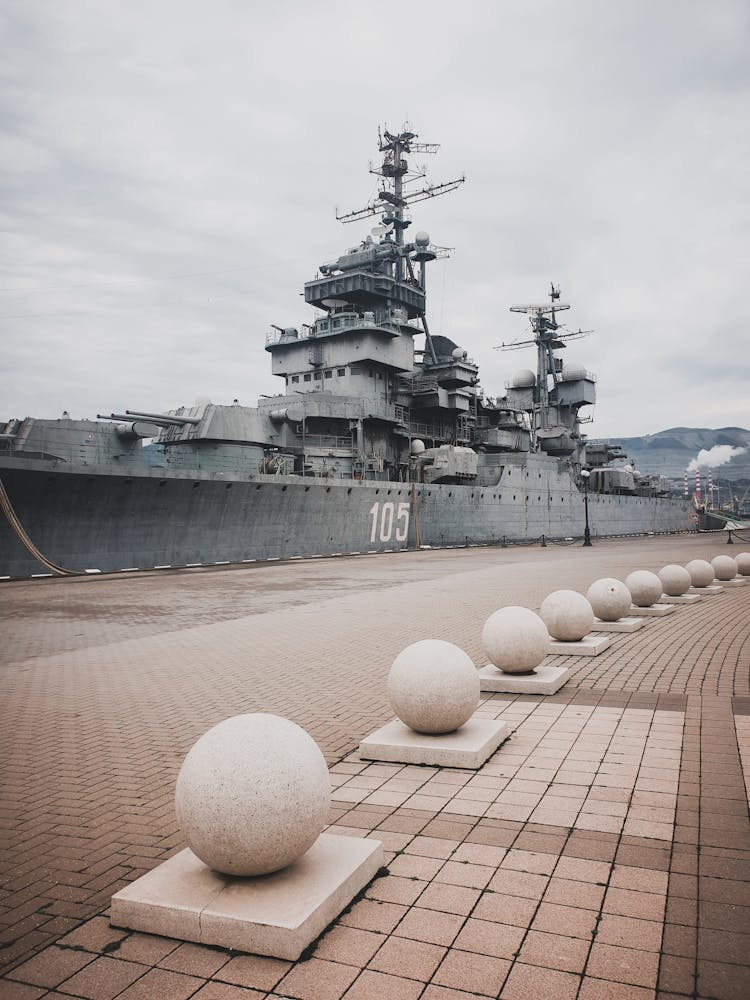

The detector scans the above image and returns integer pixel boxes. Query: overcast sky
[2,0,748,438]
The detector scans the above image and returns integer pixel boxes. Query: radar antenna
[499,283,594,434]
[335,124,464,365]
[335,125,465,263]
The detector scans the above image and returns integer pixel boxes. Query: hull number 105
[369,501,410,543]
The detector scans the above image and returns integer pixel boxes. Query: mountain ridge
[591,426,750,482]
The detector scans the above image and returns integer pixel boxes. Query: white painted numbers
[369,501,409,543]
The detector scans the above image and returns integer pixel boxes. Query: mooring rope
[0,476,79,576]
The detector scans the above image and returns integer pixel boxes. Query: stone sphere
[711,555,738,581]
[481,606,549,674]
[658,564,691,597]
[685,559,714,587]
[586,578,632,622]
[736,552,750,576]
[388,639,479,735]
[539,590,594,641]
[624,570,662,608]
[175,713,330,877]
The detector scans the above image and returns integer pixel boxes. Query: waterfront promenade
[1,534,749,999]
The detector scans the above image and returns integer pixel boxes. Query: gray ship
[0,126,691,579]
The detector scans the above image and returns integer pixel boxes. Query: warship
[0,126,691,579]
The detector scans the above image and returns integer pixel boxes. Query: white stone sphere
[481,606,549,674]
[175,713,330,877]
[711,555,738,581]
[736,552,750,576]
[539,590,594,641]
[624,570,663,608]
[658,564,692,597]
[586,578,632,622]
[685,559,714,587]
[388,639,479,735]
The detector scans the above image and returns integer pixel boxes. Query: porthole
[282,485,287,492]
[225,483,232,490]
[347,488,352,495]
[192,482,200,489]
[305,486,310,492]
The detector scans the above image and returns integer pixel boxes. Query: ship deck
[1,534,749,999]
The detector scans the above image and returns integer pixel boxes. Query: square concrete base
[359,716,509,768]
[591,616,646,633]
[722,578,747,587]
[630,604,676,617]
[478,663,571,695]
[547,634,611,656]
[659,593,701,604]
[689,585,723,596]
[110,833,383,960]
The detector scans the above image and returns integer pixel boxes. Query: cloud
[687,446,747,471]
[1,1,749,437]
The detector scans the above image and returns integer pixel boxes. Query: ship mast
[336,125,464,364]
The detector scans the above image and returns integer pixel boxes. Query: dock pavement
[1,534,749,999]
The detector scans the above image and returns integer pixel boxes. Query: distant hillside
[593,427,750,483]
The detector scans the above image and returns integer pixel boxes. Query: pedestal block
[547,634,611,656]
[591,617,646,633]
[629,604,676,617]
[111,833,382,960]
[478,663,570,695]
[358,716,509,769]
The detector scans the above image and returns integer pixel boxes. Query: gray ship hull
[0,455,692,579]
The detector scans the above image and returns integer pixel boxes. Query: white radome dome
[512,369,536,388]
[561,361,587,381]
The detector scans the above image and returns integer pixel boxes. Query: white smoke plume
[687,445,746,472]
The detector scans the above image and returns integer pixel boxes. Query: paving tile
[453,917,524,959]
[191,983,266,1000]
[54,955,146,999]
[276,957,358,1000]
[416,881,481,915]
[472,890,538,927]
[578,979,654,999]
[597,912,663,952]
[367,934,445,981]
[339,898,408,933]
[0,983,47,999]
[343,969,423,999]
[586,942,660,989]
[314,925,385,966]
[393,906,463,946]
[500,962,580,999]
[157,941,229,977]
[115,967,205,1000]
[433,948,511,995]
[544,877,606,910]
[696,958,750,1000]
[215,954,291,990]
[6,946,95,989]
[532,901,598,939]
[518,929,590,973]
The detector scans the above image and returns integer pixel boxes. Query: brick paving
[1,534,749,998]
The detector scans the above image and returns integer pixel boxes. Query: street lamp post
[581,469,592,547]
